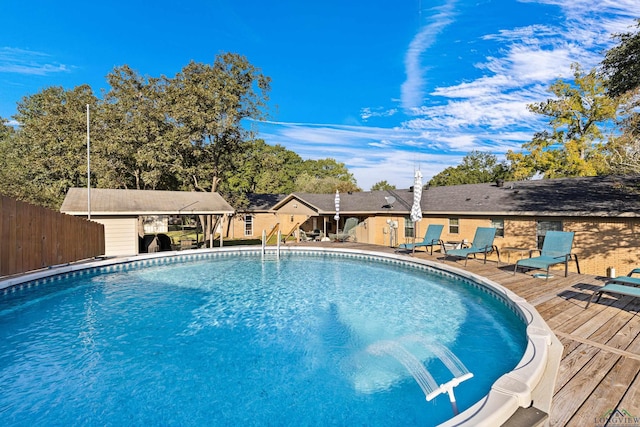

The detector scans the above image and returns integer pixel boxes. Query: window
[449,218,459,234]
[536,220,562,249]
[490,218,504,237]
[244,215,253,237]
[404,217,415,238]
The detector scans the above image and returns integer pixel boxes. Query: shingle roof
[282,189,416,214]
[60,188,235,215]
[245,193,287,211]
[267,176,640,218]
[424,175,640,217]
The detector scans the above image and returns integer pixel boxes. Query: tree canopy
[601,19,640,98]
[421,23,640,186]
[506,64,618,180]
[370,180,396,191]
[428,151,511,186]
[8,85,99,206]
[599,21,640,175]
[0,53,359,208]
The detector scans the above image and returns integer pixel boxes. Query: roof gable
[271,190,416,214]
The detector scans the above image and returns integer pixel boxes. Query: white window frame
[244,214,253,237]
[404,217,415,238]
[490,218,505,237]
[449,218,459,234]
[536,220,562,249]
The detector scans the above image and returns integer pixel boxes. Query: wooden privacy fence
[0,195,105,277]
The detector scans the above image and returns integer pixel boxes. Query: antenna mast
[87,104,91,220]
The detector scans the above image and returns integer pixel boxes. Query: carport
[60,188,235,256]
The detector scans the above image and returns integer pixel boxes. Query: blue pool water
[0,253,527,426]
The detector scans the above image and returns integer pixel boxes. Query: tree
[1,54,366,207]
[429,151,510,186]
[604,93,640,174]
[99,65,175,190]
[167,53,271,193]
[600,21,640,174]
[10,85,98,207]
[370,180,396,191]
[601,19,640,98]
[294,173,360,193]
[0,117,18,198]
[0,117,12,140]
[224,139,304,195]
[506,64,618,180]
[301,158,357,183]
[293,158,360,193]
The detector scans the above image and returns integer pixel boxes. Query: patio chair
[329,217,359,242]
[586,281,640,308]
[298,230,314,242]
[443,227,499,266]
[602,268,640,286]
[514,231,579,279]
[396,224,444,255]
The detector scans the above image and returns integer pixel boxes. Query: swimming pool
[0,247,560,426]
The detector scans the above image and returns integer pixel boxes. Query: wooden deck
[291,242,640,426]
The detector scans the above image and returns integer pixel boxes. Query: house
[416,175,640,277]
[60,188,234,256]
[61,176,640,276]
[228,190,416,245]
[229,176,640,277]
[226,193,287,241]
[273,190,417,245]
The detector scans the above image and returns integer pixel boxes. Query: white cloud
[400,0,458,111]
[398,0,639,152]
[0,47,70,76]
[360,107,398,121]
[254,119,531,189]
[256,120,467,188]
[256,1,640,190]
[484,46,574,83]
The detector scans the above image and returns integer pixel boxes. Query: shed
[60,188,234,256]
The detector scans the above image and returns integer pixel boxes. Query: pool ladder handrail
[261,230,281,259]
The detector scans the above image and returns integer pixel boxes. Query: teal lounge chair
[603,268,640,287]
[329,217,359,242]
[586,282,640,308]
[586,268,640,308]
[444,227,499,266]
[397,224,444,255]
[514,231,580,279]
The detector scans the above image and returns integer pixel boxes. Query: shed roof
[60,188,235,216]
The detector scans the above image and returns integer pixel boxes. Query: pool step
[502,406,548,427]
[261,252,280,262]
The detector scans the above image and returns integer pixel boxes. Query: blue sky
[1,1,639,190]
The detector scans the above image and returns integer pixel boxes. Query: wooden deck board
[552,353,621,426]
[554,342,601,390]
[618,371,640,416]
[291,242,640,426]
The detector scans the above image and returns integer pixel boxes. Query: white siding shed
[60,188,235,257]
